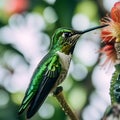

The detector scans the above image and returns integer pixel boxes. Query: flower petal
[110,2,120,22]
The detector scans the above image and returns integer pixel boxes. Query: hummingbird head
[51,28,81,54]
[51,25,108,54]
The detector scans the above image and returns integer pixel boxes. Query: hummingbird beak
[69,24,108,45]
[74,24,108,35]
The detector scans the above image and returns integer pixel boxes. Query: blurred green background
[0,0,118,120]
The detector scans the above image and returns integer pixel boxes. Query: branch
[53,86,79,120]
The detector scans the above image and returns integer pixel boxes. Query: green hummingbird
[18,25,107,119]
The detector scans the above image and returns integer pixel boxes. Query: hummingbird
[18,25,107,119]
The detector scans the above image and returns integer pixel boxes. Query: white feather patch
[56,51,71,71]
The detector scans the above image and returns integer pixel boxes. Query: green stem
[110,64,120,104]
[101,103,120,119]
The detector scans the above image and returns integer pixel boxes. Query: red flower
[100,2,120,67]
[5,0,29,15]
[111,2,120,23]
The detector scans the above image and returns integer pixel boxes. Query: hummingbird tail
[18,88,37,116]
[26,76,58,119]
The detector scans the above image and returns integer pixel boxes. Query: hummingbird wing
[18,53,61,118]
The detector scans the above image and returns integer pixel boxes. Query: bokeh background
[0,0,119,120]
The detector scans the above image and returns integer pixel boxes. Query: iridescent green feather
[18,52,61,114]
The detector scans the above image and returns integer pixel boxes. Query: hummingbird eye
[62,32,72,38]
